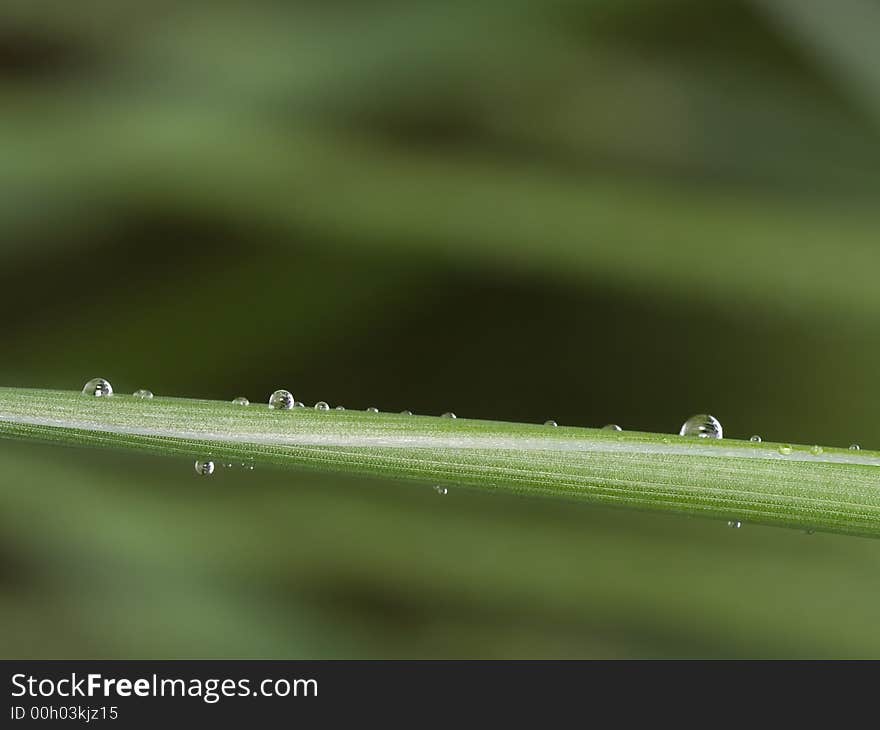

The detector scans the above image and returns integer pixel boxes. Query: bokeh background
[2,0,880,658]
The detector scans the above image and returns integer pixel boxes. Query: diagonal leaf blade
[1,387,879,538]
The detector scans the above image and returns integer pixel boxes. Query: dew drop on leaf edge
[82,378,113,397]
[133,389,153,400]
[194,459,215,477]
[232,396,250,406]
[679,414,723,439]
[268,389,295,410]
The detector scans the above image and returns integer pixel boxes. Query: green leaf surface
[2,388,879,538]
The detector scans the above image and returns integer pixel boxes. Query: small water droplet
[749,435,762,443]
[82,377,113,397]
[400,410,413,416]
[441,412,457,419]
[315,401,330,411]
[336,406,346,411]
[434,485,448,496]
[778,445,793,455]
[804,529,815,535]
[294,401,305,408]
[602,424,622,432]
[232,396,250,406]
[810,445,823,456]
[850,444,861,451]
[268,390,295,410]
[133,389,153,400]
[727,520,742,529]
[194,459,215,477]
[544,420,558,427]
[366,406,379,413]
[679,414,722,439]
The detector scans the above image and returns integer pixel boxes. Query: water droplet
[727,520,742,529]
[602,424,622,432]
[194,459,215,477]
[679,414,722,439]
[232,396,250,406]
[400,410,413,416]
[749,435,762,443]
[336,406,346,411]
[778,445,793,455]
[82,377,113,397]
[315,401,330,411]
[133,389,153,400]
[544,420,558,427]
[268,390,295,410]
[366,407,379,413]
[434,485,448,496]
[294,401,305,408]
[804,529,815,535]
[441,412,457,419]
[810,445,823,456]
[850,444,861,451]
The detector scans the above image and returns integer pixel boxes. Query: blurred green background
[3,0,880,658]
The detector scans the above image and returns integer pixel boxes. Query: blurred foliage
[2,0,880,657]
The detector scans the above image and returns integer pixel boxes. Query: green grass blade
[1,387,879,538]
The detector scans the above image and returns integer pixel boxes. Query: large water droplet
[544,420,558,427]
[749,435,762,443]
[441,412,457,419]
[679,414,723,439]
[232,396,250,406]
[194,459,215,477]
[727,520,742,529]
[366,407,379,413]
[602,424,622,432]
[269,390,295,410]
[82,378,113,397]
[315,401,330,411]
[133,389,153,400]
[434,485,448,496]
